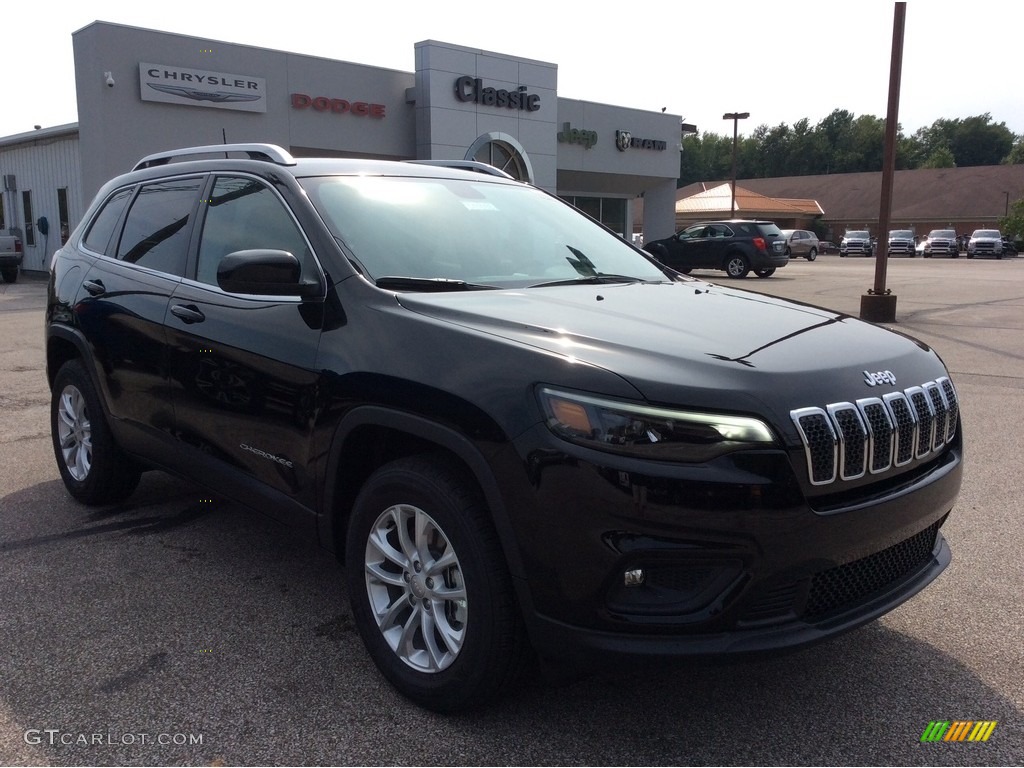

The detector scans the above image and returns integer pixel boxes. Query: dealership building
[0,21,684,274]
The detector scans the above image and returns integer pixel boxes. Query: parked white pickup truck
[0,234,22,282]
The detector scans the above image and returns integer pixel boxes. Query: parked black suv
[642,220,788,278]
[46,144,962,713]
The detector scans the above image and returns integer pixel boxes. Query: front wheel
[50,360,141,504]
[806,249,817,261]
[346,455,528,713]
[724,255,750,278]
[755,268,776,278]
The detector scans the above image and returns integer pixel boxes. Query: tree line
[679,110,1023,187]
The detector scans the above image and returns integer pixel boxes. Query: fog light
[624,568,645,586]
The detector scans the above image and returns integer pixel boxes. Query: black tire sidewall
[50,360,139,505]
[345,456,522,712]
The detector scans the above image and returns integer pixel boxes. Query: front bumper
[505,424,961,666]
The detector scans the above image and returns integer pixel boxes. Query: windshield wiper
[528,274,657,288]
[374,276,497,292]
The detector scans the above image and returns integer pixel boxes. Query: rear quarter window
[82,189,132,255]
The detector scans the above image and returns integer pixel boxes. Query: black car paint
[642,220,789,277]
[46,155,962,680]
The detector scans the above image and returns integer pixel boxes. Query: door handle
[82,279,105,296]
[170,304,206,324]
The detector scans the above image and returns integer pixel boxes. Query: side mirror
[217,249,318,297]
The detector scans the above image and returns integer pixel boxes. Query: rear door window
[116,178,203,276]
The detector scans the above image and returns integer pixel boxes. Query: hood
[396,280,947,421]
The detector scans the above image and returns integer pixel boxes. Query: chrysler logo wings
[147,83,263,103]
[864,369,897,387]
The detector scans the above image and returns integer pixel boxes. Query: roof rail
[133,143,296,171]
[405,159,514,179]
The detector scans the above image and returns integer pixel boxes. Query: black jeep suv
[46,144,962,713]
[642,219,789,278]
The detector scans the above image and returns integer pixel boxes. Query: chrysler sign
[140,63,267,113]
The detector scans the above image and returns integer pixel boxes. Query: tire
[966,254,973,259]
[724,255,750,279]
[784,247,792,257]
[50,359,141,505]
[1,266,17,283]
[806,249,817,261]
[755,268,776,278]
[345,454,528,713]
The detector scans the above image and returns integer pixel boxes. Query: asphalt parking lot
[1,256,1022,766]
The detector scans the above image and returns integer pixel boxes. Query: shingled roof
[661,165,1024,238]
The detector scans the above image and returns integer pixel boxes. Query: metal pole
[872,2,905,297]
[723,112,749,218]
[861,2,906,323]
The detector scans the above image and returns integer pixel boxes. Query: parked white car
[967,229,1004,259]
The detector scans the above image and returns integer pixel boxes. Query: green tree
[922,146,956,168]
[1004,137,1024,165]
[1000,197,1024,245]
[949,114,1015,166]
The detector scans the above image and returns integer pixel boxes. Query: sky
[3,0,1022,141]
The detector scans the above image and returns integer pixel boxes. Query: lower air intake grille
[805,520,941,619]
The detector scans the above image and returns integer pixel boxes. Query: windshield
[846,231,869,239]
[889,230,913,238]
[299,175,670,289]
[929,230,955,238]
[972,230,1000,238]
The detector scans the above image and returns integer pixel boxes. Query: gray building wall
[0,126,82,271]
[73,21,418,201]
[27,21,681,255]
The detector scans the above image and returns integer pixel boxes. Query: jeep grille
[790,376,958,485]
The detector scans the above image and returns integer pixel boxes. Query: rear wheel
[724,255,750,278]
[806,249,817,261]
[0,266,17,283]
[755,268,776,278]
[346,455,528,713]
[50,360,141,504]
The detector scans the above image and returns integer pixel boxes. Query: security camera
[104,72,115,88]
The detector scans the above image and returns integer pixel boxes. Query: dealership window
[561,196,627,238]
[466,132,534,184]
[22,191,34,246]
[57,188,70,244]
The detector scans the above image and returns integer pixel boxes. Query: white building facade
[0,21,683,273]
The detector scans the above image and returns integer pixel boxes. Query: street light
[723,112,749,217]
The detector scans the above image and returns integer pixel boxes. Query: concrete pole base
[860,293,898,323]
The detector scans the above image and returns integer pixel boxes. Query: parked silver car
[923,229,958,258]
[967,229,1004,259]
[840,230,873,257]
[778,229,820,261]
[887,229,916,257]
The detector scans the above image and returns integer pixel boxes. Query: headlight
[538,387,778,461]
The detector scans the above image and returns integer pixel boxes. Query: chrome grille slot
[827,403,867,480]
[791,377,958,486]
[857,398,893,474]
[792,407,837,485]
[906,386,934,459]
[925,382,948,452]
[883,392,916,466]
[938,377,958,442]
